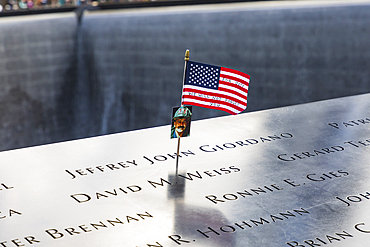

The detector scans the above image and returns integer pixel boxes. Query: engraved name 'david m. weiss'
[70,166,241,204]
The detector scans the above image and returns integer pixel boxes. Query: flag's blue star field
[185,61,220,89]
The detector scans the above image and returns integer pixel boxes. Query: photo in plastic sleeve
[170,105,192,139]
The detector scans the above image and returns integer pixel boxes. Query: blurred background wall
[0,1,370,151]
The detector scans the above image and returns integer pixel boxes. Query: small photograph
[171,105,192,139]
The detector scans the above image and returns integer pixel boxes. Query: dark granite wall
[0,2,370,151]
[0,13,78,150]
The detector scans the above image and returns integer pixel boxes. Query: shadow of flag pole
[175,49,190,181]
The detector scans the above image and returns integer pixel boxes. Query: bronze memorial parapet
[1,94,370,246]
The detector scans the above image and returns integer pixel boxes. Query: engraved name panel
[1,94,370,246]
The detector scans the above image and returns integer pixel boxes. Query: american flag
[181,60,250,115]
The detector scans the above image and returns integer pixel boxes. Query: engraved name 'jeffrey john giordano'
[65,132,294,179]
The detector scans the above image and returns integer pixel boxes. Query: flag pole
[181,49,190,105]
[175,49,190,180]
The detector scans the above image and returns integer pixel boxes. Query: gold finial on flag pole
[184,49,190,62]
